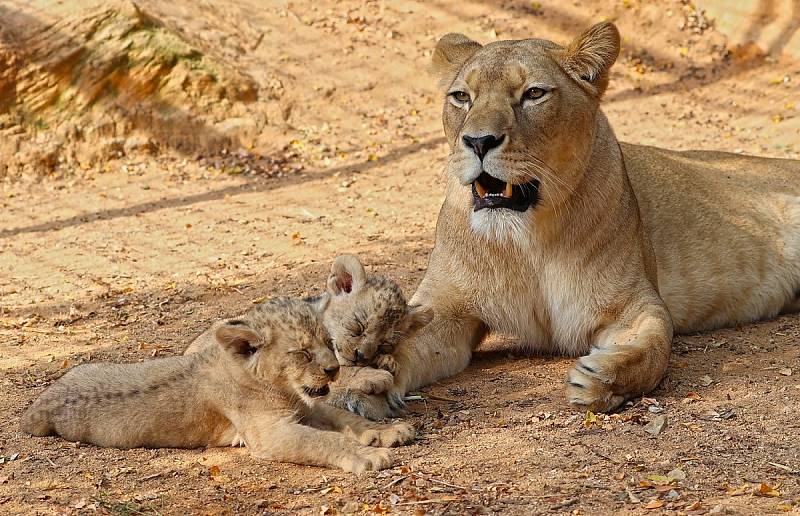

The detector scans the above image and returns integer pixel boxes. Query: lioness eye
[523,87,546,100]
[450,91,470,103]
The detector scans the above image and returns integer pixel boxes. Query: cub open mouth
[303,385,330,398]
[471,172,539,212]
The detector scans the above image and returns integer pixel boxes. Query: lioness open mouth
[472,171,539,212]
[303,385,330,398]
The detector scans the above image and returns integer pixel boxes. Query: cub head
[432,22,620,241]
[214,297,340,401]
[321,254,433,366]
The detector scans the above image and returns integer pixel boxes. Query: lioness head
[214,297,340,401]
[322,255,433,366]
[432,22,620,241]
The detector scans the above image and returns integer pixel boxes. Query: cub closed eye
[449,91,470,103]
[292,350,312,362]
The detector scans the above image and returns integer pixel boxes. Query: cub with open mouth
[21,297,415,473]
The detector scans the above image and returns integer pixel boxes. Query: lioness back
[623,142,800,332]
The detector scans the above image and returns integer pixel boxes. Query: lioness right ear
[431,33,482,87]
[563,22,620,97]
[215,319,265,357]
[326,254,367,296]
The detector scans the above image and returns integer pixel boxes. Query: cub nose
[323,364,340,378]
[462,134,505,160]
[353,349,364,363]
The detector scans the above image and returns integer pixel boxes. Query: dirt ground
[2,0,800,514]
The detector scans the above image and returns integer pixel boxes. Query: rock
[667,468,686,481]
[644,415,668,436]
[708,504,730,514]
[342,501,360,514]
[664,489,680,501]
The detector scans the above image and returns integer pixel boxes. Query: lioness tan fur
[21,298,415,473]
[333,22,800,417]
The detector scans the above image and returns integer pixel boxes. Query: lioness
[336,22,800,418]
[21,297,414,473]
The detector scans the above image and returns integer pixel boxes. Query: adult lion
[334,22,800,418]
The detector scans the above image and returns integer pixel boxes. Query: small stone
[342,501,360,514]
[664,489,680,501]
[644,415,667,436]
[667,468,686,481]
[700,375,713,386]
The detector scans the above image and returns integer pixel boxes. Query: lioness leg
[566,300,673,412]
[241,417,392,474]
[307,400,415,447]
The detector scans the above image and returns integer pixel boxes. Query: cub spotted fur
[331,22,800,419]
[21,298,414,473]
[185,255,432,387]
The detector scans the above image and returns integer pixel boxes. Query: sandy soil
[1,0,800,514]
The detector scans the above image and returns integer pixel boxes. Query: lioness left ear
[401,305,434,335]
[563,22,620,97]
[215,319,265,357]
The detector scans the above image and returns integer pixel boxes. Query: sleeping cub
[185,255,433,388]
[21,297,415,473]
[314,254,433,373]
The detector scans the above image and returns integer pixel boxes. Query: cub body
[22,298,414,473]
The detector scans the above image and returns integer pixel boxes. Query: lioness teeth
[503,181,513,198]
[475,181,487,198]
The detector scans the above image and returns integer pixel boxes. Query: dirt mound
[0,1,261,181]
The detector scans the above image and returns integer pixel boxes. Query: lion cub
[185,255,433,380]
[314,254,433,374]
[21,298,415,473]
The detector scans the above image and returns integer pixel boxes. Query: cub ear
[563,21,620,96]
[215,319,265,357]
[431,33,482,87]
[400,305,434,336]
[326,254,367,296]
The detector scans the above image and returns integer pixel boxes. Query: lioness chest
[467,248,599,356]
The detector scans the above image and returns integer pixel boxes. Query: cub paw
[350,367,394,395]
[358,421,416,448]
[340,447,393,474]
[566,356,625,413]
[373,354,397,375]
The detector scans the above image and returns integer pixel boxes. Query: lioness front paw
[566,355,625,413]
[358,421,416,448]
[373,354,397,374]
[340,446,393,474]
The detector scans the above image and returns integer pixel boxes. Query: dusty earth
[2,0,800,514]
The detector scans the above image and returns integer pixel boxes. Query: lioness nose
[353,349,364,362]
[462,134,505,160]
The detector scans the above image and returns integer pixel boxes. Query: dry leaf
[755,483,780,497]
[209,465,221,477]
[683,391,703,403]
[726,483,750,496]
[685,501,703,511]
[647,474,674,485]
[583,410,599,429]
[699,375,713,386]
[644,499,664,509]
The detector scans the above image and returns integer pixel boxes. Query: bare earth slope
[1,0,799,514]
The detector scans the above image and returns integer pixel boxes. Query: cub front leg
[242,417,392,474]
[308,400,415,447]
[567,299,673,412]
